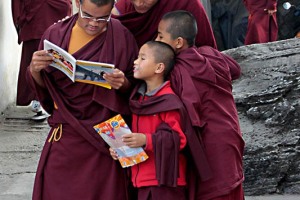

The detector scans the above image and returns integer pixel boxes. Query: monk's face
[131,0,159,13]
[77,0,113,36]
[156,19,177,52]
[133,44,159,80]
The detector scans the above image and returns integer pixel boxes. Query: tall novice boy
[156,10,245,200]
[110,41,188,200]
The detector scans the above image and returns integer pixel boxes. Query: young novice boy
[110,41,188,200]
[155,11,245,200]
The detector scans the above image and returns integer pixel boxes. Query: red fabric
[16,39,40,105]
[170,46,245,200]
[210,184,244,200]
[129,82,187,188]
[114,0,217,48]
[244,0,278,45]
[12,0,72,106]
[12,0,72,43]
[138,186,186,200]
[27,14,139,200]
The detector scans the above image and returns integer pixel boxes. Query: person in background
[156,10,245,199]
[111,40,189,200]
[112,0,217,48]
[12,0,72,120]
[243,0,278,45]
[28,0,138,199]
[211,0,248,50]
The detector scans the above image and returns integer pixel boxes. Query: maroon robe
[113,0,217,48]
[12,0,72,105]
[27,14,139,200]
[244,0,278,45]
[170,46,245,199]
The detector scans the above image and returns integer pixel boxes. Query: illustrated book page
[93,114,149,168]
[44,39,115,89]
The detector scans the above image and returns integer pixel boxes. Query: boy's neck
[145,78,164,94]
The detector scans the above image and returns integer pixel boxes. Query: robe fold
[244,0,278,45]
[114,0,217,48]
[170,46,245,199]
[27,14,139,200]
[12,0,72,105]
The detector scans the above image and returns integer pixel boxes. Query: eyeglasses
[79,4,111,23]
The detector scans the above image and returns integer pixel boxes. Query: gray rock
[224,38,300,195]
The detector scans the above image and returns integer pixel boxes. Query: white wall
[0,1,22,113]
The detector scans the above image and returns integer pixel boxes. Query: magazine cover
[93,114,148,168]
[44,39,115,89]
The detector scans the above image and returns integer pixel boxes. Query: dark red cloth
[27,14,139,200]
[137,186,186,200]
[210,183,244,200]
[170,46,245,199]
[12,0,72,43]
[12,0,72,105]
[16,39,40,105]
[244,0,278,45]
[114,0,217,48]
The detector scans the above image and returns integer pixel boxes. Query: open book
[94,114,148,168]
[43,39,114,89]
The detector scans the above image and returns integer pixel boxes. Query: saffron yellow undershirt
[68,22,98,54]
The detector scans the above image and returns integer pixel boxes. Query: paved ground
[0,105,299,200]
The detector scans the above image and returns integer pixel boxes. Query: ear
[175,37,185,49]
[155,63,165,74]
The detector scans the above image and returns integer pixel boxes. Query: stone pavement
[0,105,299,200]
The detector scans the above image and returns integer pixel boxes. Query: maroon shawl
[170,46,245,199]
[114,0,217,48]
[130,85,211,197]
[12,0,72,43]
[244,0,278,44]
[27,14,138,200]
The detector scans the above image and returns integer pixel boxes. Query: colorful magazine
[93,114,148,168]
[43,39,114,89]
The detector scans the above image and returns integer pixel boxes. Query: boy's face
[131,0,158,13]
[156,19,177,51]
[77,0,112,36]
[133,44,158,80]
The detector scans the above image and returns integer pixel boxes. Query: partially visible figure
[243,0,278,45]
[156,10,245,199]
[200,0,212,23]
[211,0,248,50]
[111,40,189,200]
[11,0,72,119]
[277,0,300,40]
[28,0,138,199]
[112,0,217,48]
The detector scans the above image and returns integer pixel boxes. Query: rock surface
[224,38,300,195]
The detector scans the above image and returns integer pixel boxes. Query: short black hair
[145,41,175,79]
[80,0,114,7]
[161,10,197,47]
